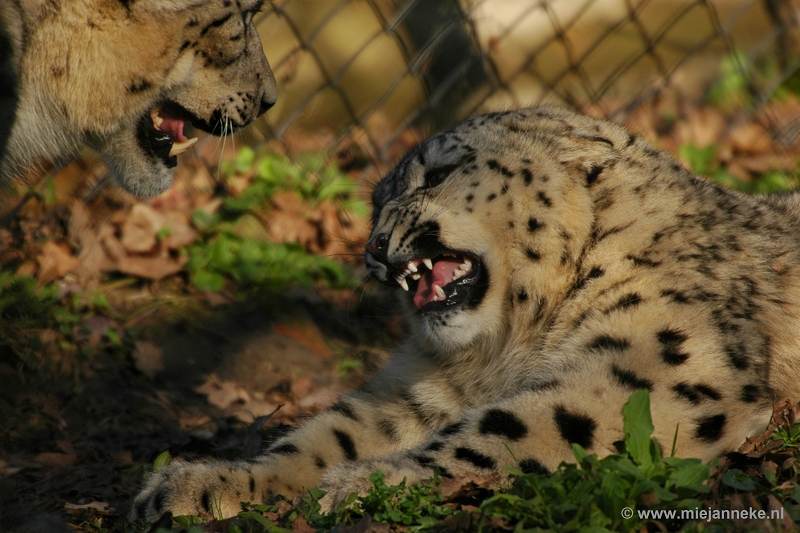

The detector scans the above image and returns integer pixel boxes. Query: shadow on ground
[0,287,402,530]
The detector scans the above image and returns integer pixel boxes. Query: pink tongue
[159,116,188,142]
[413,257,464,309]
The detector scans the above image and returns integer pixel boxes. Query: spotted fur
[0,0,276,197]
[132,106,800,522]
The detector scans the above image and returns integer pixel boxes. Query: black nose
[366,234,389,262]
[259,94,276,115]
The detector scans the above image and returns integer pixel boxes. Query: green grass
[679,143,798,194]
[0,272,131,373]
[186,149,365,294]
[0,151,366,365]
[136,390,800,532]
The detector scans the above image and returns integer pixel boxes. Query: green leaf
[650,483,678,502]
[92,293,110,309]
[193,270,225,292]
[721,468,756,491]
[572,443,589,463]
[239,510,274,528]
[667,460,709,492]
[678,144,717,176]
[752,171,796,194]
[172,515,206,527]
[622,390,655,467]
[222,194,260,214]
[105,328,120,345]
[152,450,172,472]
[233,145,256,173]
[708,52,752,109]
[191,209,220,231]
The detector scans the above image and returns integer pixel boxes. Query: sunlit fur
[133,106,800,523]
[0,0,276,197]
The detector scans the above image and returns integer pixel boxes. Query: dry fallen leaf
[290,516,317,533]
[132,340,164,378]
[728,122,772,154]
[118,204,196,255]
[291,376,314,401]
[739,397,800,454]
[439,472,502,500]
[297,386,342,412]
[232,398,282,424]
[35,452,78,467]
[273,321,332,358]
[120,204,162,253]
[115,254,187,280]
[674,107,726,150]
[330,514,391,533]
[36,242,80,285]
[267,191,319,250]
[64,501,109,512]
[80,315,119,347]
[160,211,198,250]
[442,511,474,532]
[196,374,251,410]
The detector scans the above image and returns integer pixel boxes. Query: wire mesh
[250,0,800,168]
[2,0,799,216]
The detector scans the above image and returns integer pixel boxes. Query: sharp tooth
[407,262,418,273]
[463,258,472,270]
[423,258,433,270]
[410,273,421,280]
[169,137,199,157]
[150,107,164,129]
[396,275,409,292]
[434,285,446,300]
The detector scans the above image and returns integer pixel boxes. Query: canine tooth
[150,107,164,129]
[169,137,199,157]
[407,262,418,273]
[423,258,433,270]
[434,285,446,300]
[396,275,409,292]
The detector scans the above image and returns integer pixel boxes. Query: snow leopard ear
[123,0,210,13]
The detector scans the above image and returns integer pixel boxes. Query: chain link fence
[4,0,799,207]
[246,0,800,172]
[3,0,800,242]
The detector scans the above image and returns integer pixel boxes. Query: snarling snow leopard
[133,105,800,522]
[0,0,276,197]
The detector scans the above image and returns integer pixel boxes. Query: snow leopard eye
[423,164,459,188]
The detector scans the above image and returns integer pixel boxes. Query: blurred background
[255,0,800,164]
[6,0,800,290]
[2,1,800,529]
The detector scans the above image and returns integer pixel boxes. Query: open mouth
[136,103,199,168]
[393,252,482,312]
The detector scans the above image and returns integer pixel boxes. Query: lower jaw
[416,266,488,314]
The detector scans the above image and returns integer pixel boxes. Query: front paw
[317,456,429,511]
[131,460,263,523]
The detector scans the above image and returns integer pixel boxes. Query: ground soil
[0,287,402,531]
